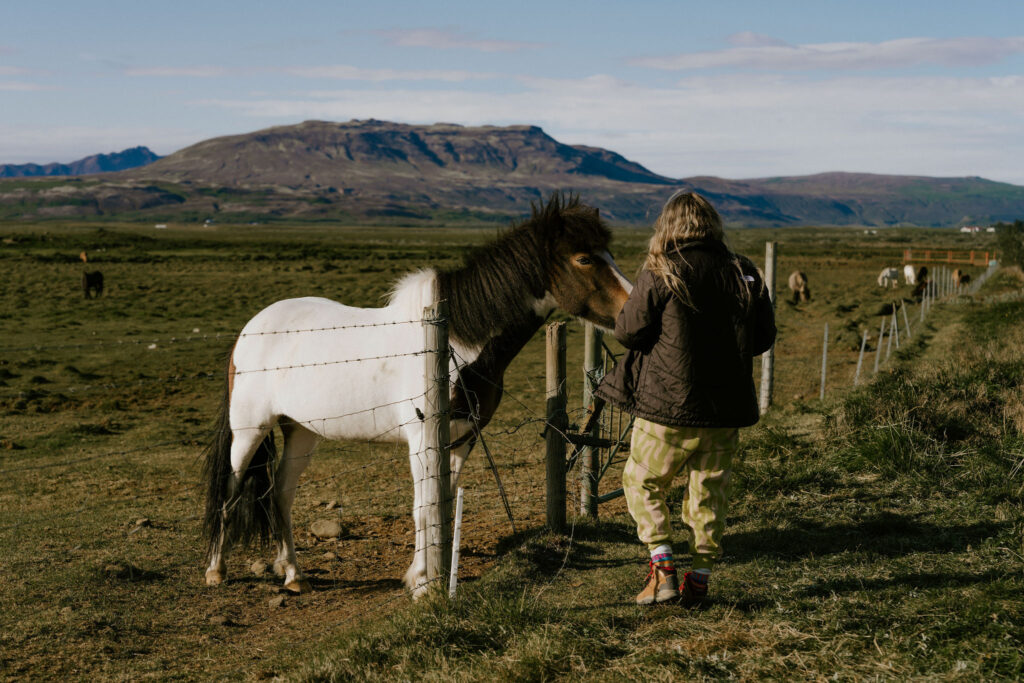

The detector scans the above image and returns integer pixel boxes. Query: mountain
[0,146,161,178]
[1,121,1022,226]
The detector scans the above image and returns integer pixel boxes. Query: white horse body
[231,272,475,446]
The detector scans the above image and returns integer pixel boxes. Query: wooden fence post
[545,321,567,533]
[902,302,912,339]
[819,322,828,400]
[422,302,452,587]
[758,241,777,414]
[580,322,602,518]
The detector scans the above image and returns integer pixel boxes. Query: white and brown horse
[203,195,632,597]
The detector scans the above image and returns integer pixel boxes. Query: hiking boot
[636,561,679,605]
[679,571,709,608]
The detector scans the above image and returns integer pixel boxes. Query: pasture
[1,220,1020,679]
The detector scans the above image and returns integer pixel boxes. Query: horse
[202,194,633,598]
[82,271,104,298]
[903,264,917,285]
[877,267,900,288]
[787,270,810,304]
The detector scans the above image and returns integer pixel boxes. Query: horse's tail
[202,372,280,559]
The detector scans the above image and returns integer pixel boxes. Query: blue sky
[4,1,1024,183]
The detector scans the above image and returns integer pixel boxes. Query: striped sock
[650,544,675,572]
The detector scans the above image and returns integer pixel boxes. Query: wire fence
[0,302,571,661]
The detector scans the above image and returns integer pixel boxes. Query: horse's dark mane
[437,193,612,346]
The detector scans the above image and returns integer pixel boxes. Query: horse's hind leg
[205,426,270,587]
[273,422,319,593]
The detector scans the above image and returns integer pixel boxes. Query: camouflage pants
[623,418,738,570]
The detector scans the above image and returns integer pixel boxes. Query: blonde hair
[643,191,726,307]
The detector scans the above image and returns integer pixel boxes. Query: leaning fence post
[885,311,895,361]
[758,241,777,414]
[423,301,453,588]
[902,302,912,338]
[891,308,900,349]
[819,323,829,400]
[580,322,602,518]
[545,321,567,533]
[874,315,886,374]
[854,329,867,386]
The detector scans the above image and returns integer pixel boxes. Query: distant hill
[1,121,1022,226]
[0,146,161,178]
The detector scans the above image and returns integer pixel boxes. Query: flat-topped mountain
[2,120,1022,226]
[136,119,673,189]
[0,146,160,178]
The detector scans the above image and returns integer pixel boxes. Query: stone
[268,595,286,609]
[209,615,231,626]
[251,560,268,576]
[310,519,343,539]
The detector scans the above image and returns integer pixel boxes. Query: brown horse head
[534,195,632,329]
[436,193,632,347]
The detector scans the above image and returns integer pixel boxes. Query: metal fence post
[758,241,777,413]
[854,329,868,386]
[874,316,886,374]
[580,322,602,518]
[422,302,452,588]
[819,322,828,400]
[545,321,567,533]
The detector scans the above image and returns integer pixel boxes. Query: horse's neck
[451,314,546,429]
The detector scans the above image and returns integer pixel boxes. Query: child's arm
[613,270,664,350]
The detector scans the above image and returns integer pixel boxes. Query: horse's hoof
[272,561,287,578]
[205,569,225,586]
[284,578,312,594]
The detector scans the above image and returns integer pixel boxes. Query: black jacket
[594,240,776,428]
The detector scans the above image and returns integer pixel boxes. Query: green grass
[1,220,1020,679]
[296,279,1024,681]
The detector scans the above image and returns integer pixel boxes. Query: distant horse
[952,269,971,286]
[203,194,633,597]
[903,264,917,285]
[877,267,900,288]
[787,271,810,303]
[82,271,104,298]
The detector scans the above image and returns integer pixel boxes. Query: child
[595,191,776,606]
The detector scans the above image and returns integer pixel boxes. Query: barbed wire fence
[0,300,593,658]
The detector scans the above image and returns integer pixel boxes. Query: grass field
[1,220,1019,680]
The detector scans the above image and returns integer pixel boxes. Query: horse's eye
[576,255,594,266]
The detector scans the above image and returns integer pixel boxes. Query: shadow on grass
[727,512,1009,562]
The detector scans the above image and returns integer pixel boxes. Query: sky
[3,1,1024,183]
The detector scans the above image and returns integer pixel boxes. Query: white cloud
[280,65,497,82]
[0,65,29,76]
[727,32,789,48]
[376,28,543,53]
[124,66,233,77]
[631,36,1024,71]
[193,72,1024,183]
[123,63,497,82]
[0,81,51,91]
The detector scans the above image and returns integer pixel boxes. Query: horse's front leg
[404,436,433,598]
[273,425,319,593]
